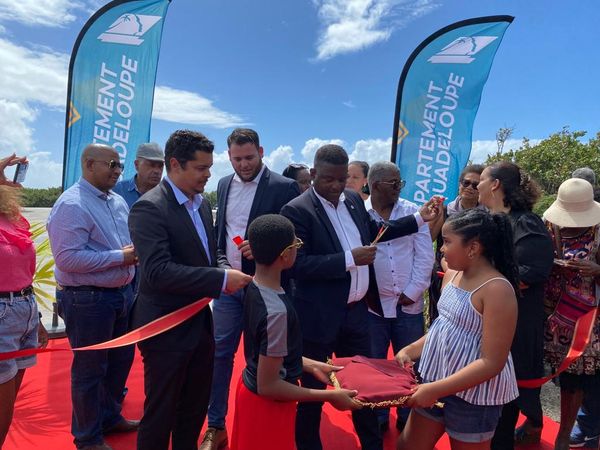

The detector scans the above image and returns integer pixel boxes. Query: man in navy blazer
[281,145,439,450]
[200,129,301,450]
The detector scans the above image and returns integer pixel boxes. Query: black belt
[0,285,34,299]
[62,285,129,292]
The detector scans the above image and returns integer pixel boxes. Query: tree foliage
[21,187,62,207]
[485,128,600,194]
[203,191,217,208]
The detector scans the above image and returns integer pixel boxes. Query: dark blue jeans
[571,382,600,441]
[368,307,424,424]
[57,285,135,448]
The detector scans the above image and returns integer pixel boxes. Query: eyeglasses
[92,159,124,170]
[280,237,304,256]
[378,179,406,190]
[460,179,479,190]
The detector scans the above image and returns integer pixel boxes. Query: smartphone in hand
[13,162,28,184]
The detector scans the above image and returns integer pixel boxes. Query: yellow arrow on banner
[68,101,81,127]
[397,120,409,144]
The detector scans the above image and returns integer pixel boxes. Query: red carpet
[6,339,559,449]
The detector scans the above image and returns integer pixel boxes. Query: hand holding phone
[0,153,27,187]
[13,162,28,184]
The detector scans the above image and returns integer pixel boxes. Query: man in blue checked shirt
[47,144,139,450]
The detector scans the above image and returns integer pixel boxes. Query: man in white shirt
[200,129,300,450]
[365,161,434,434]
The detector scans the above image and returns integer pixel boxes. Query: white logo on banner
[98,14,162,46]
[428,36,498,64]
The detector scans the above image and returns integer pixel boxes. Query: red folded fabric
[331,356,417,405]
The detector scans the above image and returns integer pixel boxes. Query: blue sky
[0,0,599,190]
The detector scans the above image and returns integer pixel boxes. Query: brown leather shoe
[199,427,228,450]
[103,418,140,434]
[79,442,113,450]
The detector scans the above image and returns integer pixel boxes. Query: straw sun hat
[543,178,600,228]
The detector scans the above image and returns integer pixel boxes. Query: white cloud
[342,100,356,108]
[0,38,68,108]
[204,136,553,194]
[301,137,345,162]
[0,37,247,188]
[22,151,63,188]
[314,0,439,61]
[153,86,247,128]
[264,145,295,174]
[204,149,234,192]
[348,137,392,162]
[0,100,37,151]
[0,0,84,27]
[0,38,246,129]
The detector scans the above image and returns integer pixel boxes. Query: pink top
[0,215,35,291]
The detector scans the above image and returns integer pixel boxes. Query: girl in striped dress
[396,209,520,450]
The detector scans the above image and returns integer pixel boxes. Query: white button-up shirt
[224,165,266,270]
[366,197,434,317]
[313,189,369,304]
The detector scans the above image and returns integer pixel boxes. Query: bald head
[81,144,122,193]
[81,144,118,166]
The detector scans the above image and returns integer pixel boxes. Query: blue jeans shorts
[415,394,503,443]
[0,293,39,384]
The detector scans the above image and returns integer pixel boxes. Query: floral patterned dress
[543,224,600,375]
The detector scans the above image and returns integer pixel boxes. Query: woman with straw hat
[543,177,600,450]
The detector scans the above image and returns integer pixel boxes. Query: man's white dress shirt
[365,197,434,317]
[224,165,266,270]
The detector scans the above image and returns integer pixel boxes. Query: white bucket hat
[543,178,600,228]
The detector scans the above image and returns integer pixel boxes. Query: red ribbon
[0,297,212,362]
[517,307,598,388]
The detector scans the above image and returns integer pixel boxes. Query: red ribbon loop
[0,297,212,362]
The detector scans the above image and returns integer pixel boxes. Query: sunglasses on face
[280,237,304,257]
[378,179,406,190]
[92,159,124,170]
[460,179,479,190]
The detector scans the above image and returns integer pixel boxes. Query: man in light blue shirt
[113,142,164,208]
[47,143,139,450]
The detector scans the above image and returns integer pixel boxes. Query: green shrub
[533,193,556,217]
[21,187,62,207]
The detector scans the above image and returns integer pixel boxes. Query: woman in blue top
[396,209,520,450]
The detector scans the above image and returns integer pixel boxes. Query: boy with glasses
[230,214,359,450]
